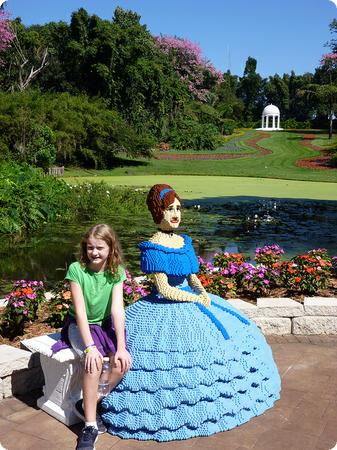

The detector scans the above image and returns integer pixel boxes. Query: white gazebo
[257,104,283,130]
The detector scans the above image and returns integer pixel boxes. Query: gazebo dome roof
[262,104,280,115]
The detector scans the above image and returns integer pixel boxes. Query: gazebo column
[261,115,264,128]
[272,115,275,129]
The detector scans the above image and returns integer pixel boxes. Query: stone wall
[228,296,337,336]
[0,345,44,400]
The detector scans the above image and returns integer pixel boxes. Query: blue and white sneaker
[76,426,98,450]
[74,400,107,434]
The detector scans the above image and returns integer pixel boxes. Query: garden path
[297,134,337,171]
[156,132,272,160]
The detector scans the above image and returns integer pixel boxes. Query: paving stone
[304,297,337,316]
[256,297,304,317]
[293,316,337,335]
[226,299,259,318]
[1,339,337,449]
[251,317,291,335]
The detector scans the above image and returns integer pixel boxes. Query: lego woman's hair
[146,184,181,224]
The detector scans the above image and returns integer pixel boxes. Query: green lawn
[64,175,337,201]
[63,130,337,200]
[65,130,337,183]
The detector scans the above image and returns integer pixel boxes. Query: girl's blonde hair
[79,224,123,276]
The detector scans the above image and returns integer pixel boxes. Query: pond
[1,198,337,292]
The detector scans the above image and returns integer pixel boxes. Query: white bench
[21,333,82,426]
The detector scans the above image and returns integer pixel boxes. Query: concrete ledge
[256,297,304,317]
[293,316,337,335]
[0,345,43,397]
[226,299,259,318]
[252,317,292,335]
[304,297,337,316]
[0,345,39,377]
[21,333,78,363]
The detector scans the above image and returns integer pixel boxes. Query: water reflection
[0,199,336,286]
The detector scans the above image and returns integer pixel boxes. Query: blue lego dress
[101,235,281,441]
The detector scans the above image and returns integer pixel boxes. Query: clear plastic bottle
[97,357,111,398]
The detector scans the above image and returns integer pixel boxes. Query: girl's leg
[68,323,102,422]
[83,360,102,422]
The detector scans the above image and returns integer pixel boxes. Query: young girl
[54,223,131,450]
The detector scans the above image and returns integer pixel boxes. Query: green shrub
[331,152,337,167]
[0,161,148,235]
[26,124,56,170]
[0,161,71,234]
[222,119,237,135]
[168,119,223,150]
[283,118,312,129]
[0,91,154,169]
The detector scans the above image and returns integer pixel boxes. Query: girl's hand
[114,348,132,373]
[84,347,103,373]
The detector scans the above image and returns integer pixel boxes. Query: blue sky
[5,0,337,78]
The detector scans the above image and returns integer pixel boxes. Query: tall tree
[264,74,289,115]
[237,57,263,123]
[154,35,222,103]
[0,9,14,54]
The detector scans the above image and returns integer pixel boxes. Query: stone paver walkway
[1,336,337,450]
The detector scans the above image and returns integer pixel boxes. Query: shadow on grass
[184,195,337,206]
[109,156,150,168]
[284,129,327,135]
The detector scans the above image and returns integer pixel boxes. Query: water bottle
[97,357,111,398]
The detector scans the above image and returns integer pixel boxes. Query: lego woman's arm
[153,272,210,306]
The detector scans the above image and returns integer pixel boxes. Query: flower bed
[1,246,337,346]
[198,245,337,301]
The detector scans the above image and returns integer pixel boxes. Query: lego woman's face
[159,198,181,231]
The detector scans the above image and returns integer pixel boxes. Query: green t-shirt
[66,261,126,325]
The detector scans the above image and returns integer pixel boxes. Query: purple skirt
[51,315,118,356]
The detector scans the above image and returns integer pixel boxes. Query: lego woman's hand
[188,274,211,307]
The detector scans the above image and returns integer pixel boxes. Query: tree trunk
[329,111,333,139]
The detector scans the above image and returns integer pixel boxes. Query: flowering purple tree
[0,9,14,54]
[154,35,222,102]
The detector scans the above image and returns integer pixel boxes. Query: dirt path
[156,132,272,160]
[296,134,336,170]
